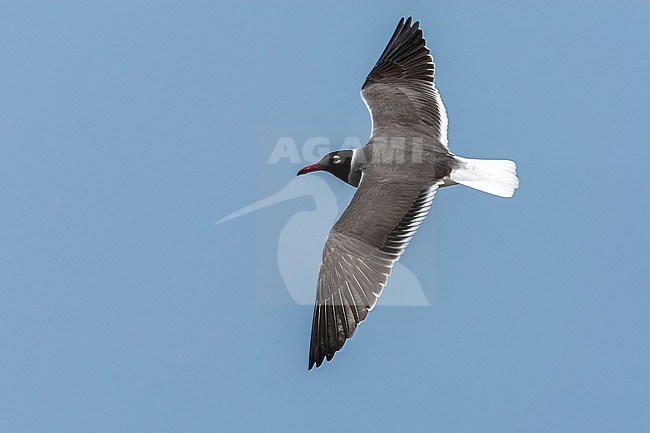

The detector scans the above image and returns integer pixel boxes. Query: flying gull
[296,17,519,369]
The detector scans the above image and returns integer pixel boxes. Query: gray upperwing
[308,173,440,369]
[361,17,449,149]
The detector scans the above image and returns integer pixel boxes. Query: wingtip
[399,16,420,29]
[309,348,336,370]
[308,358,322,371]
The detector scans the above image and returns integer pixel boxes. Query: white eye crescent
[332,155,341,163]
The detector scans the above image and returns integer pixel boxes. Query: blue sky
[1,1,648,432]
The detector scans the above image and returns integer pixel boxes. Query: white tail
[450,156,519,198]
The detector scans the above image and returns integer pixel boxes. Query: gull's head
[297,150,358,186]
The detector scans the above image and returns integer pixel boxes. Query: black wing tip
[399,16,419,29]
[308,342,340,370]
[308,324,349,371]
[308,352,332,370]
[363,16,433,88]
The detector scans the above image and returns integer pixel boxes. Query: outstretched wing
[361,17,449,149]
[308,171,440,369]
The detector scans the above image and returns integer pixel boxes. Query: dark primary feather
[363,17,434,87]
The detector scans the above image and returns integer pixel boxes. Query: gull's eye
[332,155,341,163]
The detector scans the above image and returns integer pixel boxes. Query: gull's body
[297,17,519,369]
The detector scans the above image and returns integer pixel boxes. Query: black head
[297,150,360,187]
